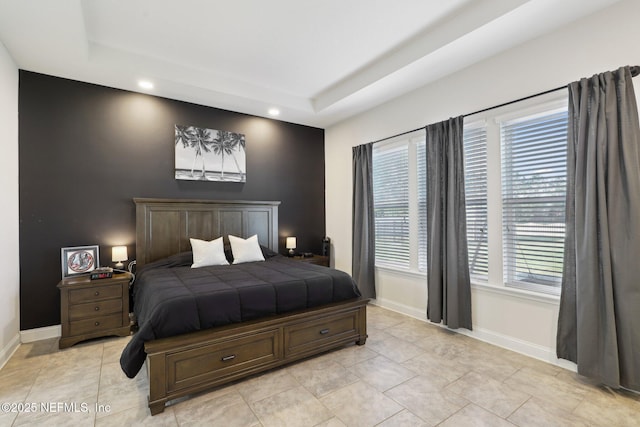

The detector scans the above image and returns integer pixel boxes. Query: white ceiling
[0,0,623,128]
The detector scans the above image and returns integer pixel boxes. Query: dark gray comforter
[120,253,361,377]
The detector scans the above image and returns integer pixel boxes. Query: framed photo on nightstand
[61,245,100,278]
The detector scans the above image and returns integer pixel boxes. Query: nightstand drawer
[284,311,358,357]
[291,255,329,267]
[69,299,123,321]
[69,313,124,336]
[69,284,121,304]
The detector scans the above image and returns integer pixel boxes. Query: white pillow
[190,237,229,268]
[228,234,265,264]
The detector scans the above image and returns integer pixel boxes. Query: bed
[120,198,368,415]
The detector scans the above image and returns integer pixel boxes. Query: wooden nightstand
[57,272,132,349]
[290,254,330,267]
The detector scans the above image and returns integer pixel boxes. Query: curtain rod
[369,66,640,145]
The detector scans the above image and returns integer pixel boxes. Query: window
[373,144,409,269]
[462,97,567,295]
[463,124,488,280]
[372,132,426,272]
[371,96,567,296]
[500,108,567,293]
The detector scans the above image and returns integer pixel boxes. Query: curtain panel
[352,143,376,299]
[425,117,472,330]
[557,66,640,391]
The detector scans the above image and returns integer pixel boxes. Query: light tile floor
[1,305,639,426]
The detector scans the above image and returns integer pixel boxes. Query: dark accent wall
[19,71,326,330]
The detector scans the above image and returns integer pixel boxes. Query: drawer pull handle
[221,355,236,362]
[95,291,100,296]
[94,321,100,326]
[94,306,100,311]
[320,329,330,335]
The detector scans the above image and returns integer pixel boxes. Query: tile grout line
[238,384,266,427]
[93,342,107,427]
[504,394,533,422]
[10,342,46,427]
[435,402,473,426]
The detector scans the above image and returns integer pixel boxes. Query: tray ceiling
[0,0,622,127]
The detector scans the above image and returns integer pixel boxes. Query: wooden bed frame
[133,198,368,415]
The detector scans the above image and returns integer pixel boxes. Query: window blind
[501,109,567,292]
[417,140,427,271]
[463,125,488,280]
[373,144,409,269]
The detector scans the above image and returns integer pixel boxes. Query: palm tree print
[175,124,246,182]
[174,125,214,179]
[175,125,194,148]
[211,130,246,181]
[230,132,246,181]
[191,127,214,178]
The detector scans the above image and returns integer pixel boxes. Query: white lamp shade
[286,237,296,249]
[112,246,128,262]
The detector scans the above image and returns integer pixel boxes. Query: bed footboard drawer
[166,329,280,393]
[284,310,360,357]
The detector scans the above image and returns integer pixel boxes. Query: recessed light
[268,108,280,116]
[138,80,154,90]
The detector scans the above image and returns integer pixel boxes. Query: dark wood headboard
[134,198,280,268]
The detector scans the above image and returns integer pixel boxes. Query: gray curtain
[352,143,376,299]
[426,117,472,329]
[557,66,640,391]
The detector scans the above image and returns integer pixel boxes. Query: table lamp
[112,246,128,269]
[286,237,296,256]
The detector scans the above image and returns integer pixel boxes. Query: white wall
[0,40,20,368]
[326,0,640,365]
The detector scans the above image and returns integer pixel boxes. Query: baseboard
[454,325,576,372]
[0,333,20,369]
[372,298,576,372]
[373,297,425,320]
[20,325,61,343]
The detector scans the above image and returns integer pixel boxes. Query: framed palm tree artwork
[174,124,246,182]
